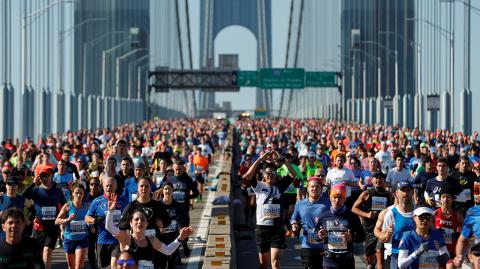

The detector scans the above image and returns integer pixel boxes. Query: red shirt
[434,208,458,255]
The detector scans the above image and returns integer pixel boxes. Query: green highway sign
[259,68,305,89]
[236,71,258,87]
[305,72,337,87]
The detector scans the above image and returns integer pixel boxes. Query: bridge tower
[199,0,272,114]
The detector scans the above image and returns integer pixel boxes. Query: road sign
[305,72,337,87]
[236,71,258,87]
[383,96,393,109]
[259,68,305,89]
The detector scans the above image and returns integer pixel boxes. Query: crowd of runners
[0,119,227,269]
[236,118,480,269]
[2,117,480,269]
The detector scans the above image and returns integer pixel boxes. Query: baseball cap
[6,178,18,185]
[413,207,434,216]
[134,162,145,169]
[38,167,53,176]
[397,181,413,190]
[420,142,428,148]
[1,164,12,173]
[330,184,347,199]
[308,151,316,158]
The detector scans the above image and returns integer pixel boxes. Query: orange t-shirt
[193,155,209,170]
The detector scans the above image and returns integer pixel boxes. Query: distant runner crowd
[235,118,480,269]
[3,117,480,269]
[0,119,228,269]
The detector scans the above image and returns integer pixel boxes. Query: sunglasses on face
[264,171,276,176]
[418,215,433,221]
[471,251,480,257]
[90,183,99,186]
[116,259,136,266]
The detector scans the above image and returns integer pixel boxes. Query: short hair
[173,158,185,166]
[460,156,470,163]
[121,157,131,163]
[336,154,346,160]
[437,157,448,165]
[395,153,404,160]
[1,208,25,224]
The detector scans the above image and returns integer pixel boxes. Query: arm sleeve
[157,239,182,255]
[21,183,36,200]
[398,249,418,269]
[105,210,120,237]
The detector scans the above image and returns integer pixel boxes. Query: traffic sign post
[259,68,305,89]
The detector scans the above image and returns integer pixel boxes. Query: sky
[188,0,290,111]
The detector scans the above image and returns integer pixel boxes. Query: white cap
[413,207,434,216]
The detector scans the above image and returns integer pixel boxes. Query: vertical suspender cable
[286,0,305,117]
[174,0,189,115]
[184,0,197,117]
[277,0,294,118]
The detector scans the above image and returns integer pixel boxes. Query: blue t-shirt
[53,173,74,201]
[290,196,330,249]
[123,177,139,202]
[398,229,446,269]
[461,205,480,242]
[86,195,128,244]
[0,195,25,211]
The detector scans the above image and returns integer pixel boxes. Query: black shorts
[97,243,120,268]
[363,233,378,256]
[301,248,324,269]
[32,226,59,249]
[255,225,286,253]
[195,174,205,184]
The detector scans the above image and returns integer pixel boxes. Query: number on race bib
[371,196,387,211]
[173,191,185,203]
[41,207,57,220]
[263,204,280,219]
[418,250,439,269]
[327,231,347,250]
[70,220,87,235]
[138,260,154,269]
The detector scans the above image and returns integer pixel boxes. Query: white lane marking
[186,161,222,269]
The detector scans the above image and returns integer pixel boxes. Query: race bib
[306,228,321,244]
[70,220,87,235]
[443,228,454,245]
[327,231,347,250]
[164,220,178,233]
[418,250,438,269]
[371,196,387,211]
[109,210,122,225]
[41,206,57,220]
[263,204,280,219]
[138,260,154,269]
[173,191,185,203]
[145,229,156,237]
[464,189,472,201]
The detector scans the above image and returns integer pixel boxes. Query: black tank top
[128,235,154,262]
[362,188,391,230]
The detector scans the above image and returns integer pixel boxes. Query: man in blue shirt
[290,177,330,269]
[53,159,74,201]
[123,162,146,202]
[85,177,128,269]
